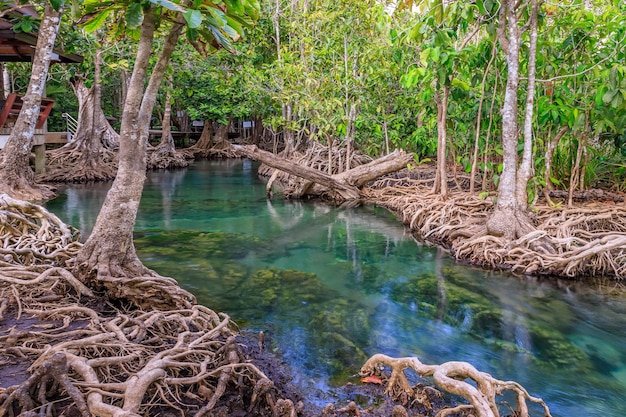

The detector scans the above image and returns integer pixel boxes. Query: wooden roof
[0,5,82,63]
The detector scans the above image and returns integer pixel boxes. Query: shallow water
[46,159,626,416]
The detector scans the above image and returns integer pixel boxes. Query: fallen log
[233,145,413,202]
[233,145,360,200]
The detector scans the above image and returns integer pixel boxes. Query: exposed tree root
[0,199,288,417]
[147,141,189,170]
[0,169,56,202]
[0,193,81,265]
[41,144,118,183]
[182,139,241,160]
[360,353,552,417]
[364,176,626,278]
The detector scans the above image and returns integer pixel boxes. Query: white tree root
[0,197,286,417]
[363,178,626,278]
[360,353,552,417]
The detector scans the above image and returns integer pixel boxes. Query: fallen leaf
[360,375,383,385]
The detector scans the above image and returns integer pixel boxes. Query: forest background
[20,0,626,200]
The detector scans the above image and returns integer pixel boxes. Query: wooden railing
[0,93,55,129]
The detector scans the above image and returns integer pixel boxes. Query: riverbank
[3,157,623,416]
[0,193,461,417]
[360,167,626,280]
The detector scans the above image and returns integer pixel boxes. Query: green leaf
[207,6,227,26]
[125,2,144,29]
[431,47,440,63]
[419,48,430,67]
[226,0,244,14]
[150,0,185,12]
[452,78,470,91]
[49,0,65,12]
[82,8,111,32]
[476,0,485,14]
[183,9,203,29]
[602,89,616,104]
[478,191,489,200]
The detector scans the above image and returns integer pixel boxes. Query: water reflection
[45,160,626,417]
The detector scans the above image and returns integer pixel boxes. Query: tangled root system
[0,196,290,417]
[364,175,626,278]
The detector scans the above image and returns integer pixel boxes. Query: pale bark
[344,103,357,172]
[515,0,538,207]
[235,144,360,200]
[235,145,412,201]
[283,103,294,154]
[148,82,188,169]
[433,86,449,198]
[361,354,552,417]
[486,0,522,239]
[44,54,120,183]
[0,3,61,200]
[76,8,185,277]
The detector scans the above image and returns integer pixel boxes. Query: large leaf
[183,9,203,29]
[125,2,144,29]
[207,6,226,26]
[226,0,243,15]
[81,8,112,32]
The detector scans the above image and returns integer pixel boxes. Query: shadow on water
[45,159,626,417]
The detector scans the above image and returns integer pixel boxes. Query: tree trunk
[514,0,538,207]
[344,103,357,172]
[76,8,184,278]
[188,120,213,152]
[283,103,295,154]
[433,86,449,198]
[148,81,188,169]
[0,3,61,200]
[0,63,8,100]
[486,0,525,239]
[44,58,121,183]
[235,145,412,201]
[235,144,360,200]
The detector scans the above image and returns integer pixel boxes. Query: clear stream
[46,160,626,416]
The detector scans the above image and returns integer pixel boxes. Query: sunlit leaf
[183,9,203,29]
[82,8,111,32]
[150,0,185,12]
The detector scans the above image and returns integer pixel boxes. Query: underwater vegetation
[388,268,593,371]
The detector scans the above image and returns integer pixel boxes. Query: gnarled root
[42,144,118,183]
[0,193,81,266]
[364,177,626,278]
[0,198,285,417]
[360,353,552,417]
[147,143,189,170]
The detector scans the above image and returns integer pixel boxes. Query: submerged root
[360,354,552,417]
[364,177,626,278]
[0,199,283,417]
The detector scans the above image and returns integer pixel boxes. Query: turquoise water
[46,160,626,416]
